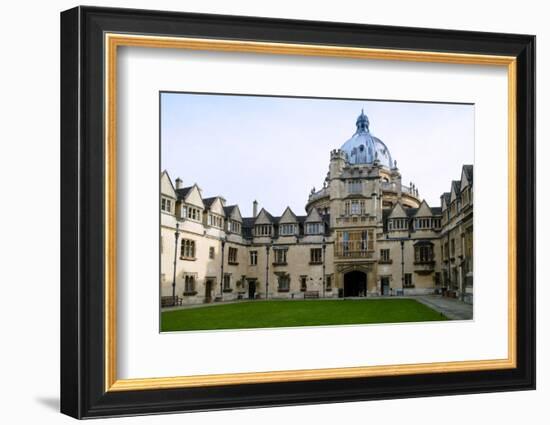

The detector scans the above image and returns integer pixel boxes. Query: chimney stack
[253,200,258,217]
[175,177,183,189]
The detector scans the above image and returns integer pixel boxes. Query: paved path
[414,295,473,320]
[163,300,248,312]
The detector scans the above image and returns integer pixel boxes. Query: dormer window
[228,220,241,234]
[183,206,201,222]
[306,223,322,235]
[279,224,296,236]
[414,218,434,230]
[388,218,408,231]
[255,224,272,236]
[207,213,223,228]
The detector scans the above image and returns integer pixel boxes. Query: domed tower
[304,109,424,298]
[340,109,394,169]
[306,109,421,216]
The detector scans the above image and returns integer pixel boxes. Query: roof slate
[202,197,218,208]
[175,186,193,199]
[463,164,474,184]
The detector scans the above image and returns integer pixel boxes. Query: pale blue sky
[161,93,473,217]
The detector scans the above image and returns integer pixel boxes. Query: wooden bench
[161,296,182,307]
[304,290,320,299]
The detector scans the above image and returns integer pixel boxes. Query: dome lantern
[356,108,370,132]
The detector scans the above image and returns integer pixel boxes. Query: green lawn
[161,299,447,332]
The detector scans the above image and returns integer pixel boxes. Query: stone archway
[344,270,367,297]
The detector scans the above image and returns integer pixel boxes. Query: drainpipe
[400,240,404,294]
[220,236,226,300]
[447,231,451,294]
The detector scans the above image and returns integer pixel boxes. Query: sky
[161,93,474,217]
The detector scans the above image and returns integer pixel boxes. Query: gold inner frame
[104,33,517,392]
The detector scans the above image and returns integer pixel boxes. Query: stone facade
[160,111,474,305]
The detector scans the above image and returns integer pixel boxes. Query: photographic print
[159,93,474,332]
[61,8,535,417]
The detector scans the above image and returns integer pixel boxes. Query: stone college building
[160,110,474,306]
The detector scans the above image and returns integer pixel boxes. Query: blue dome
[341,110,394,169]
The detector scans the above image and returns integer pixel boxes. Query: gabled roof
[430,207,443,215]
[223,205,236,216]
[450,180,461,202]
[161,170,176,189]
[463,164,473,184]
[414,200,433,217]
[452,180,461,192]
[223,205,243,222]
[160,170,177,198]
[176,186,193,199]
[176,184,204,208]
[460,164,474,191]
[305,208,323,223]
[202,197,218,209]
[441,192,451,210]
[388,202,408,219]
[254,208,275,224]
[202,196,225,216]
[278,207,298,224]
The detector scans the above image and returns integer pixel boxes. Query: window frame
[249,250,258,266]
[279,223,296,236]
[273,248,288,265]
[228,247,238,264]
[310,248,323,264]
[180,238,196,259]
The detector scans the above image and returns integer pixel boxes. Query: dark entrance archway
[205,280,213,303]
[344,271,367,297]
[248,279,257,300]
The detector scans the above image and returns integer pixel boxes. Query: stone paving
[413,295,473,320]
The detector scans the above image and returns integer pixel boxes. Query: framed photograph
[60,6,535,419]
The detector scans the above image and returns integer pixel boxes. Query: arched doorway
[248,279,257,300]
[344,271,367,297]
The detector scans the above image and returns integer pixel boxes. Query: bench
[161,296,182,307]
[304,290,320,299]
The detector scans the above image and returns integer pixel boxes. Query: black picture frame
[60,6,535,419]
